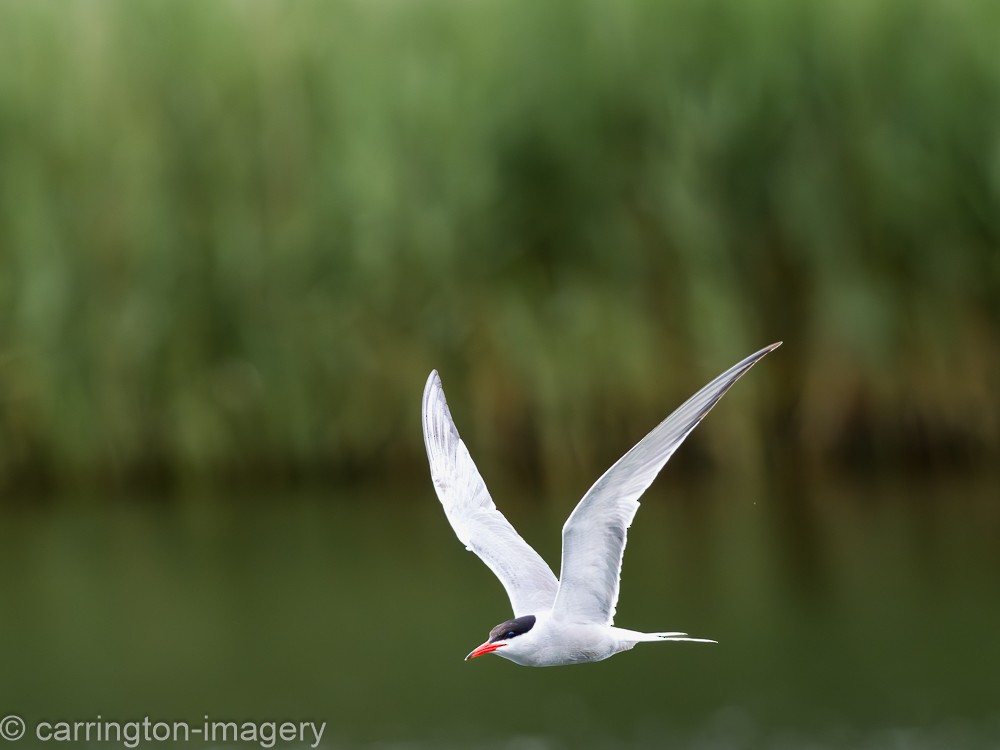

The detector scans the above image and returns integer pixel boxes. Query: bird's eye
[505,631,516,639]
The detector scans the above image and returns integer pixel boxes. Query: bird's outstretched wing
[551,342,782,626]
[423,371,559,617]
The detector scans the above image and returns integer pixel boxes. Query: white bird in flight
[422,342,780,667]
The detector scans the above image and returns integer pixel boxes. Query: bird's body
[483,610,687,667]
[422,343,780,667]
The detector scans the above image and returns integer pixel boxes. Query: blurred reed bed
[0,0,997,493]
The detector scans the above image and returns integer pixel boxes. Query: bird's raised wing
[423,371,559,617]
[551,343,781,626]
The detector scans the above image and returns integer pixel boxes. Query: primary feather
[422,371,559,616]
[550,343,782,625]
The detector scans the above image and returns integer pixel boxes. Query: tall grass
[0,0,997,492]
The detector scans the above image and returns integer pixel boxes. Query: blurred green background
[0,0,998,748]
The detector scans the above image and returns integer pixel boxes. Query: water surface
[1,475,997,748]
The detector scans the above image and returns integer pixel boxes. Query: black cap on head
[488,615,536,643]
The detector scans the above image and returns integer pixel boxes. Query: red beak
[465,641,506,660]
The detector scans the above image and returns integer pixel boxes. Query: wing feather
[551,343,781,625]
[423,371,559,617]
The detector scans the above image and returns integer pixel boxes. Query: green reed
[0,0,997,492]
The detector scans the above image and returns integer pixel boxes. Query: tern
[422,342,780,667]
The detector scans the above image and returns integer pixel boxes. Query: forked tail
[649,631,717,644]
[617,628,717,644]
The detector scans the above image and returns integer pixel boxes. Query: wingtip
[740,341,781,370]
[422,370,445,440]
[423,369,442,402]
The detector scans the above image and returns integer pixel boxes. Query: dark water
[1,475,997,748]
